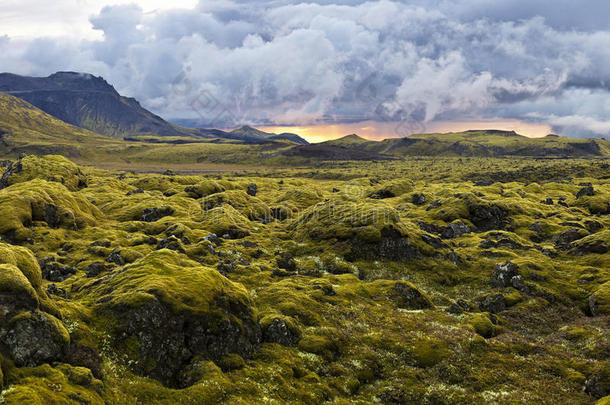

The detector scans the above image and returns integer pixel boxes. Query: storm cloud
[1,0,610,138]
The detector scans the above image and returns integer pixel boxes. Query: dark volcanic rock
[479,294,507,314]
[262,317,301,346]
[575,186,595,198]
[412,193,426,205]
[276,252,297,272]
[112,297,261,388]
[106,250,125,265]
[553,228,587,249]
[392,281,433,309]
[246,183,258,197]
[491,262,523,289]
[469,204,508,232]
[2,311,69,367]
[46,283,68,298]
[40,258,77,282]
[141,207,175,222]
[156,236,186,253]
[584,365,610,399]
[441,222,471,239]
[85,262,110,278]
[126,188,144,196]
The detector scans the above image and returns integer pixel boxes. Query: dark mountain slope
[0,72,204,139]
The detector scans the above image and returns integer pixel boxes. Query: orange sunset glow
[260,119,553,143]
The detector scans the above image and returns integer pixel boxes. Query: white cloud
[0,0,610,137]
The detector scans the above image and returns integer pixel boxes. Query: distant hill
[229,125,308,144]
[291,130,610,158]
[0,72,202,139]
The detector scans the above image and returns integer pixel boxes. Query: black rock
[204,233,222,246]
[479,294,506,314]
[584,365,610,399]
[126,188,144,196]
[576,186,594,198]
[421,234,448,249]
[262,317,301,346]
[141,207,175,222]
[412,193,426,205]
[40,258,77,282]
[2,311,68,367]
[441,222,471,239]
[491,262,522,289]
[246,183,258,197]
[276,252,297,272]
[217,260,236,275]
[90,240,111,248]
[85,262,109,277]
[554,228,586,249]
[156,236,186,253]
[106,250,125,265]
[46,283,68,298]
[469,204,508,232]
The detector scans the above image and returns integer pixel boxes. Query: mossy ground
[0,155,608,404]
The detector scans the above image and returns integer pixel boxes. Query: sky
[1,0,610,141]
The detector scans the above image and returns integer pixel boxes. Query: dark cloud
[1,0,610,137]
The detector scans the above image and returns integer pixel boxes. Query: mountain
[230,125,309,144]
[0,92,123,157]
[0,72,203,139]
[286,130,610,158]
[0,72,311,146]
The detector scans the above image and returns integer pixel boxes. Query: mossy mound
[202,190,270,221]
[79,250,261,387]
[200,205,252,238]
[184,179,226,198]
[276,188,323,209]
[589,281,610,316]
[0,155,87,191]
[0,363,104,405]
[0,244,43,292]
[429,192,509,231]
[0,248,68,368]
[369,179,413,199]
[291,198,425,261]
[0,180,100,242]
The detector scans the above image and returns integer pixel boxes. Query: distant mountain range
[283,131,610,159]
[0,72,308,145]
[1,71,610,163]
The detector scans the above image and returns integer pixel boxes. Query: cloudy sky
[2,0,610,140]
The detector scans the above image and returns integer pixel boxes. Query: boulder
[441,222,471,239]
[478,294,507,314]
[39,258,77,282]
[2,310,69,367]
[491,262,523,289]
[588,281,610,316]
[391,281,433,309]
[141,206,175,222]
[81,250,261,388]
[261,316,301,346]
[246,183,258,197]
[576,186,595,198]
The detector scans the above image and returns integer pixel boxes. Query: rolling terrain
[0,74,608,404]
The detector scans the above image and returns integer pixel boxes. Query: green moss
[202,190,270,221]
[590,281,610,315]
[467,313,502,339]
[0,264,39,314]
[0,179,100,242]
[1,155,87,192]
[412,337,450,368]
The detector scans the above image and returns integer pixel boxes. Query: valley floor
[0,155,608,404]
